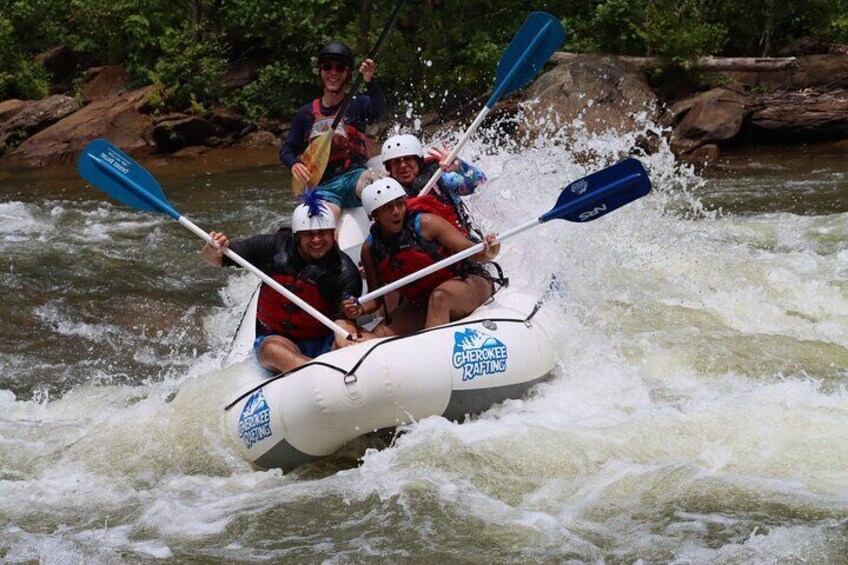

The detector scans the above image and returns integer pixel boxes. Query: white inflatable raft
[224,208,559,471]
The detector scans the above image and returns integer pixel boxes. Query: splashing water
[1,113,846,562]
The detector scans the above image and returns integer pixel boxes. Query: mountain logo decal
[452,328,508,381]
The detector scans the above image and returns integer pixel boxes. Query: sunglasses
[321,62,349,73]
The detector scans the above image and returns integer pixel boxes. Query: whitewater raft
[224,208,559,471]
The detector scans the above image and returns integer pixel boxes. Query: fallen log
[551,52,798,72]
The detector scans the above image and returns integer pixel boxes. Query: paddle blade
[78,139,178,218]
[541,158,652,223]
[489,12,566,105]
[291,130,333,194]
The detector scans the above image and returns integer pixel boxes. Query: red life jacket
[406,193,467,236]
[368,211,458,305]
[405,160,474,237]
[256,274,332,340]
[249,229,346,341]
[309,99,370,180]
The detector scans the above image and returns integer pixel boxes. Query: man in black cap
[280,42,387,216]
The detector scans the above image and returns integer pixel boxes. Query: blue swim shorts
[316,167,365,209]
[253,333,335,360]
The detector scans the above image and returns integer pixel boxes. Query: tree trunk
[761,0,774,57]
[645,0,656,57]
[192,0,203,42]
[358,0,373,55]
[550,52,797,72]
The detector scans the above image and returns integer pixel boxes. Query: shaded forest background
[2,0,848,123]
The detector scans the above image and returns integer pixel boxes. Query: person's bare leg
[257,335,309,373]
[355,168,385,199]
[425,275,494,328]
[333,319,372,348]
[325,202,342,223]
[379,300,427,336]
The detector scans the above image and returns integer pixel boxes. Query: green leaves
[154,25,228,111]
[4,0,848,119]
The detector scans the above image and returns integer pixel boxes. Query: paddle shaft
[358,217,537,305]
[329,0,406,131]
[419,18,556,197]
[88,151,352,339]
[189,220,351,339]
[418,106,491,196]
[360,169,645,304]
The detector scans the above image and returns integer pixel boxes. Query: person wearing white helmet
[339,178,500,340]
[381,133,487,238]
[202,192,362,372]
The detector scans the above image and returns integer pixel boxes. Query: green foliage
[227,61,316,122]
[640,0,725,66]
[10,59,50,99]
[2,0,848,120]
[829,14,848,43]
[703,0,844,56]
[587,0,647,54]
[0,12,50,99]
[154,24,227,111]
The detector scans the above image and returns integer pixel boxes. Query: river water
[1,126,846,563]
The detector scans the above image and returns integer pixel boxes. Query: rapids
[1,120,846,562]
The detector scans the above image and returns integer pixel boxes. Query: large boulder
[0,99,26,123]
[0,95,81,154]
[83,65,131,102]
[669,87,747,155]
[7,86,156,167]
[519,54,659,139]
[152,113,218,152]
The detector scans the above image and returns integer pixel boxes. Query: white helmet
[362,178,407,217]
[381,134,423,165]
[291,201,336,233]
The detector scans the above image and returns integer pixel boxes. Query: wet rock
[680,144,720,168]
[223,59,263,94]
[172,146,206,157]
[239,130,280,148]
[0,99,26,123]
[7,87,155,167]
[207,107,247,136]
[519,54,659,139]
[0,95,81,154]
[83,65,130,102]
[152,113,217,152]
[670,87,747,155]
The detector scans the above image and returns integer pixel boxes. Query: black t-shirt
[224,229,362,319]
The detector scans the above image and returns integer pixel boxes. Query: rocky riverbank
[3,47,848,171]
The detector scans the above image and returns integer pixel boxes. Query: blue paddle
[77,138,353,339]
[359,158,651,304]
[419,12,566,196]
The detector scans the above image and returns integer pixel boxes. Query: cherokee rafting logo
[238,389,272,449]
[452,328,508,381]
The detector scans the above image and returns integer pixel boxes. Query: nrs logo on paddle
[238,390,272,449]
[452,328,508,381]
